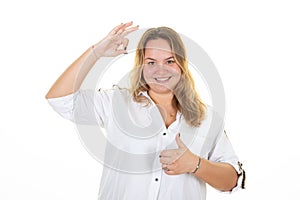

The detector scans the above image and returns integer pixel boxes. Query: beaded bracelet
[192,157,201,174]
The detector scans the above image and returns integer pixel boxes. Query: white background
[1,0,299,199]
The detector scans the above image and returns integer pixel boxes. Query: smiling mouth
[154,77,172,82]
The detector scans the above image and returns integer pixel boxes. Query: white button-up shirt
[47,88,243,200]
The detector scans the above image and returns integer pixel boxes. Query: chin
[150,85,174,94]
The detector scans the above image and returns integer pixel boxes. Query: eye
[147,61,155,65]
[166,60,175,65]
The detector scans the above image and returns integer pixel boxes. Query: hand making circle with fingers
[92,22,139,58]
[160,134,199,175]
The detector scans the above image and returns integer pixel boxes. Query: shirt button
[163,132,167,136]
[155,178,159,181]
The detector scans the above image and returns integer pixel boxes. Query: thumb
[176,133,186,148]
[122,38,129,51]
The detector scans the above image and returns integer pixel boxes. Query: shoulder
[203,105,224,125]
[193,105,225,138]
[96,86,135,105]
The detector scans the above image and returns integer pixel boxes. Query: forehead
[144,38,173,58]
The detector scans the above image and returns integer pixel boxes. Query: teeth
[155,77,170,81]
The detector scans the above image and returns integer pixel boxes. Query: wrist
[91,45,100,60]
[191,156,201,174]
[91,44,105,60]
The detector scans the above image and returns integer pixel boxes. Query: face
[142,38,181,94]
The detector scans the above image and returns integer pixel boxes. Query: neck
[148,90,174,106]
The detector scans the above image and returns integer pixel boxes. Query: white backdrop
[1,0,299,199]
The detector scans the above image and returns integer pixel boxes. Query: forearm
[45,22,138,99]
[45,46,98,99]
[194,158,238,191]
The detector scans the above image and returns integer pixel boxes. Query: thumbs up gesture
[159,134,199,175]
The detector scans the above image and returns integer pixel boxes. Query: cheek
[169,65,182,77]
[142,66,152,82]
[143,66,155,78]
[170,66,182,84]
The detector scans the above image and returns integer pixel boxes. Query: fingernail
[178,133,181,137]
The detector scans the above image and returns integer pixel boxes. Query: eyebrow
[145,56,174,61]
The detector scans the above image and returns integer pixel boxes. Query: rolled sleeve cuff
[224,160,246,192]
[47,92,78,121]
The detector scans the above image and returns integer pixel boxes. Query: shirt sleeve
[208,130,246,192]
[47,90,112,127]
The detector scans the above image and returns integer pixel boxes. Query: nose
[154,64,169,76]
[156,62,166,69]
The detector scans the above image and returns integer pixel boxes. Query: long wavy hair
[129,27,206,127]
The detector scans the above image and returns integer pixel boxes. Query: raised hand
[159,134,199,175]
[92,22,139,58]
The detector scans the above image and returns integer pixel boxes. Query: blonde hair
[130,27,206,127]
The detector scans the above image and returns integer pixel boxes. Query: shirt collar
[138,90,182,120]
[138,90,150,98]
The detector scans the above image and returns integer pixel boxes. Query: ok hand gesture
[92,21,139,58]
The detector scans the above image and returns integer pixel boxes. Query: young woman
[46,22,245,200]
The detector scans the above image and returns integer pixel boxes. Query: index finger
[121,25,139,37]
[109,23,126,35]
[109,21,137,35]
